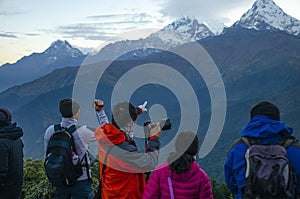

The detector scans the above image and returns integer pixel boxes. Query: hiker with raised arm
[94,100,161,199]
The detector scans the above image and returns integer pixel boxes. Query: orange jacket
[95,123,160,199]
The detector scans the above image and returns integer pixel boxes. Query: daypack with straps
[242,137,298,199]
[44,124,83,187]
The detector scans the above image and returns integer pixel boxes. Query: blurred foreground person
[225,101,300,199]
[0,108,24,199]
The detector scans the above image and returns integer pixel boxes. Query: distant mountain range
[1,0,300,180]
[0,40,86,92]
[1,0,300,93]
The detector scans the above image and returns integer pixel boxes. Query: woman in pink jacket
[143,131,214,199]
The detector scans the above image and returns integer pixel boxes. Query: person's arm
[94,99,109,126]
[105,125,161,172]
[78,126,97,143]
[198,168,214,199]
[0,142,9,193]
[110,137,160,172]
[44,125,54,156]
[96,110,109,126]
[287,143,300,194]
[143,170,161,199]
[116,124,161,171]
[224,150,238,194]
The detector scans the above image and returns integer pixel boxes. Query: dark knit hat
[0,108,12,126]
[112,101,138,128]
[59,98,80,118]
[250,101,280,121]
[175,131,199,156]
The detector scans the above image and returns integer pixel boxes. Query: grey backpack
[242,137,298,199]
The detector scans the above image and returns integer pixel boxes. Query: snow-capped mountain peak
[163,16,215,41]
[95,17,216,61]
[45,40,83,57]
[233,0,300,36]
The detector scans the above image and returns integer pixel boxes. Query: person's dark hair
[0,108,12,127]
[168,131,199,174]
[250,101,280,121]
[59,98,80,118]
[111,101,138,129]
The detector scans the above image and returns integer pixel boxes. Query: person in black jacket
[0,108,24,199]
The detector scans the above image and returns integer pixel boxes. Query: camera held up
[144,118,172,138]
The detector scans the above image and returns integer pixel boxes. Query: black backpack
[242,137,298,199]
[44,124,83,187]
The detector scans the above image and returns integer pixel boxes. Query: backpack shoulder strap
[167,176,175,199]
[54,124,61,132]
[228,138,243,153]
[241,137,251,148]
[65,125,78,135]
[282,138,296,148]
[241,137,261,148]
[49,124,80,156]
[54,124,79,134]
[290,139,300,149]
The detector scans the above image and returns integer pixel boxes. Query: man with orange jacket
[94,100,161,199]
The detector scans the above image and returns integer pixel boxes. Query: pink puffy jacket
[143,161,214,199]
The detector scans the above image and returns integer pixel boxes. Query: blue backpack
[242,137,298,199]
[44,124,83,187]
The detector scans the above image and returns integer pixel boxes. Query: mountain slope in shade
[0,67,78,112]
[0,40,86,92]
[231,0,300,35]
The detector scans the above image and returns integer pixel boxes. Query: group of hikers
[0,98,300,198]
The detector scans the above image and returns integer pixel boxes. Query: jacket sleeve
[109,137,160,172]
[96,110,109,126]
[44,125,54,156]
[224,143,248,197]
[199,169,214,199]
[143,170,160,199]
[78,125,97,143]
[146,137,160,153]
[224,149,238,194]
[287,143,300,193]
[0,142,9,193]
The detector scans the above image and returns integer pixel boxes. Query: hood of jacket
[95,123,126,146]
[242,115,293,139]
[0,122,23,140]
[168,152,195,174]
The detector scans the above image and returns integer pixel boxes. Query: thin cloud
[0,32,18,38]
[0,10,24,16]
[23,33,40,36]
[86,13,156,25]
[0,31,40,38]
[87,13,148,20]
[159,0,255,25]
[53,24,119,40]
[52,13,167,41]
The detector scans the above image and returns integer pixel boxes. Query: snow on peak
[49,40,71,48]
[234,0,300,35]
[95,17,217,60]
[45,40,83,57]
[163,16,215,41]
